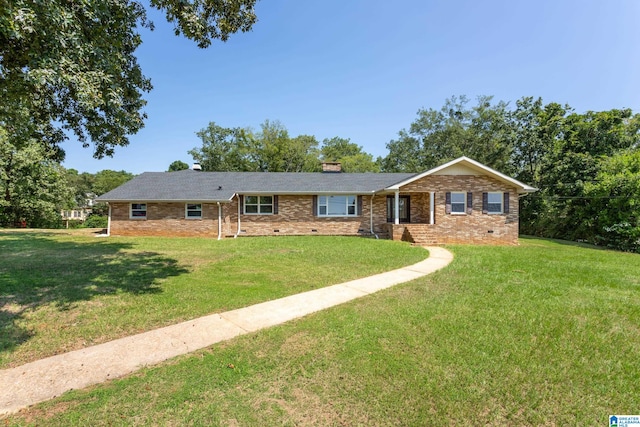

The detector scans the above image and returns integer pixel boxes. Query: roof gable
[386,156,537,193]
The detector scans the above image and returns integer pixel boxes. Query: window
[244,196,273,214]
[130,203,147,219]
[186,203,202,219]
[450,192,466,214]
[318,195,357,216]
[487,192,503,214]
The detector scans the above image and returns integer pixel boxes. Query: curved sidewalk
[0,247,453,415]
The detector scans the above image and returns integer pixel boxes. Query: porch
[382,191,437,245]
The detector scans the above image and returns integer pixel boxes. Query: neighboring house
[61,193,97,223]
[61,208,92,222]
[96,157,537,245]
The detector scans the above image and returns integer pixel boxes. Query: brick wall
[391,175,520,245]
[107,174,521,244]
[223,195,373,237]
[109,202,221,237]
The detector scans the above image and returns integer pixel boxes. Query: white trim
[486,191,503,214]
[429,192,435,225]
[129,203,147,219]
[185,203,203,219]
[386,156,537,193]
[450,192,466,215]
[394,191,400,225]
[317,195,358,217]
[107,203,112,236]
[243,195,274,215]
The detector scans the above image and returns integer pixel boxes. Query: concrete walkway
[0,247,453,415]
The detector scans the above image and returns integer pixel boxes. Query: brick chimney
[321,162,342,173]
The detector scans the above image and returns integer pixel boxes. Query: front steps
[402,224,438,245]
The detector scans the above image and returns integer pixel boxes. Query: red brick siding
[391,175,519,245]
[109,202,221,237]
[107,174,521,244]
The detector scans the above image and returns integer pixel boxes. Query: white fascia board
[236,191,377,195]
[385,156,538,193]
[95,198,234,203]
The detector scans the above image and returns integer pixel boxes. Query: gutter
[106,203,111,236]
[234,194,241,238]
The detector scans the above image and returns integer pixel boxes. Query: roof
[96,170,416,202]
[96,157,537,203]
[386,156,538,194]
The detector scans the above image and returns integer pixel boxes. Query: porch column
[429,191,435,225]
[394,190,400,225]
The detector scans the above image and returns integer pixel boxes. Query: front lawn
[4,237,640,425]
[0,230,427,368]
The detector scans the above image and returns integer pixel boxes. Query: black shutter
[445,192,451,214]
[357,195,363,216]
[312,195,317,216]
[273,195,279,215]
[466,192,473,215]
[482,192,488,214]
[503,192,509,214]
[239,195,244,214]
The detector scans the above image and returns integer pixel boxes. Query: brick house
[96,157,536,245]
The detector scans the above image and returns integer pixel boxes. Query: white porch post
[429,191,435,225]
[394,190,400,225]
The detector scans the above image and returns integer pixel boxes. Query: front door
[387,195,410,223]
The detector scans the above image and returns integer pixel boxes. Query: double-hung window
[318,195,357,216]
[185,203,202,219]
[244,196,273,214]
[450,192,466,214]
[487,192,503,214]
[130,203,147,219]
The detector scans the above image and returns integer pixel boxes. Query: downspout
[234,194,241,238]
[370,195,378,239]
[217,202,222,240]
[106,203,111,236]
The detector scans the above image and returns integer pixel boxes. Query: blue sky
[62,0,640,174]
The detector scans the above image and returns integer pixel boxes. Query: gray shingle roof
[96,170,417,202]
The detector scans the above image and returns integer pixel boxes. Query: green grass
[0,230,427,369]
[4,236,640,425]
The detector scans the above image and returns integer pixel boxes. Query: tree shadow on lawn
[0,232,189,356]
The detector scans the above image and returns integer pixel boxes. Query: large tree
[320,137,379,172]
[381,96,512,172]
[0,128,73,227]
[0,0,258,159]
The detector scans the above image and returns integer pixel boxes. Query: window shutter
[239,195,244,214]
[273,195,279,215]
[503,192,509,214]
[445,192,451,214]
[466,192,473,215]
[312,195,317,216]
[482,192,488,214]
[357,196,363,216]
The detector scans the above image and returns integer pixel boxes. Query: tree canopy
[0,0,258,159]
[189,121,379,173]
[382,96,640,252]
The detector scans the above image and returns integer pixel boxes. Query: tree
[584,150,640,252]
[320,137,379,172]
[168,160,189,171]
[381,96,512,172]
[92,170,134,196]
[65,169,96,207]
[188,122,254,171]
[1,0,258,160]
[0,128,73,227]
